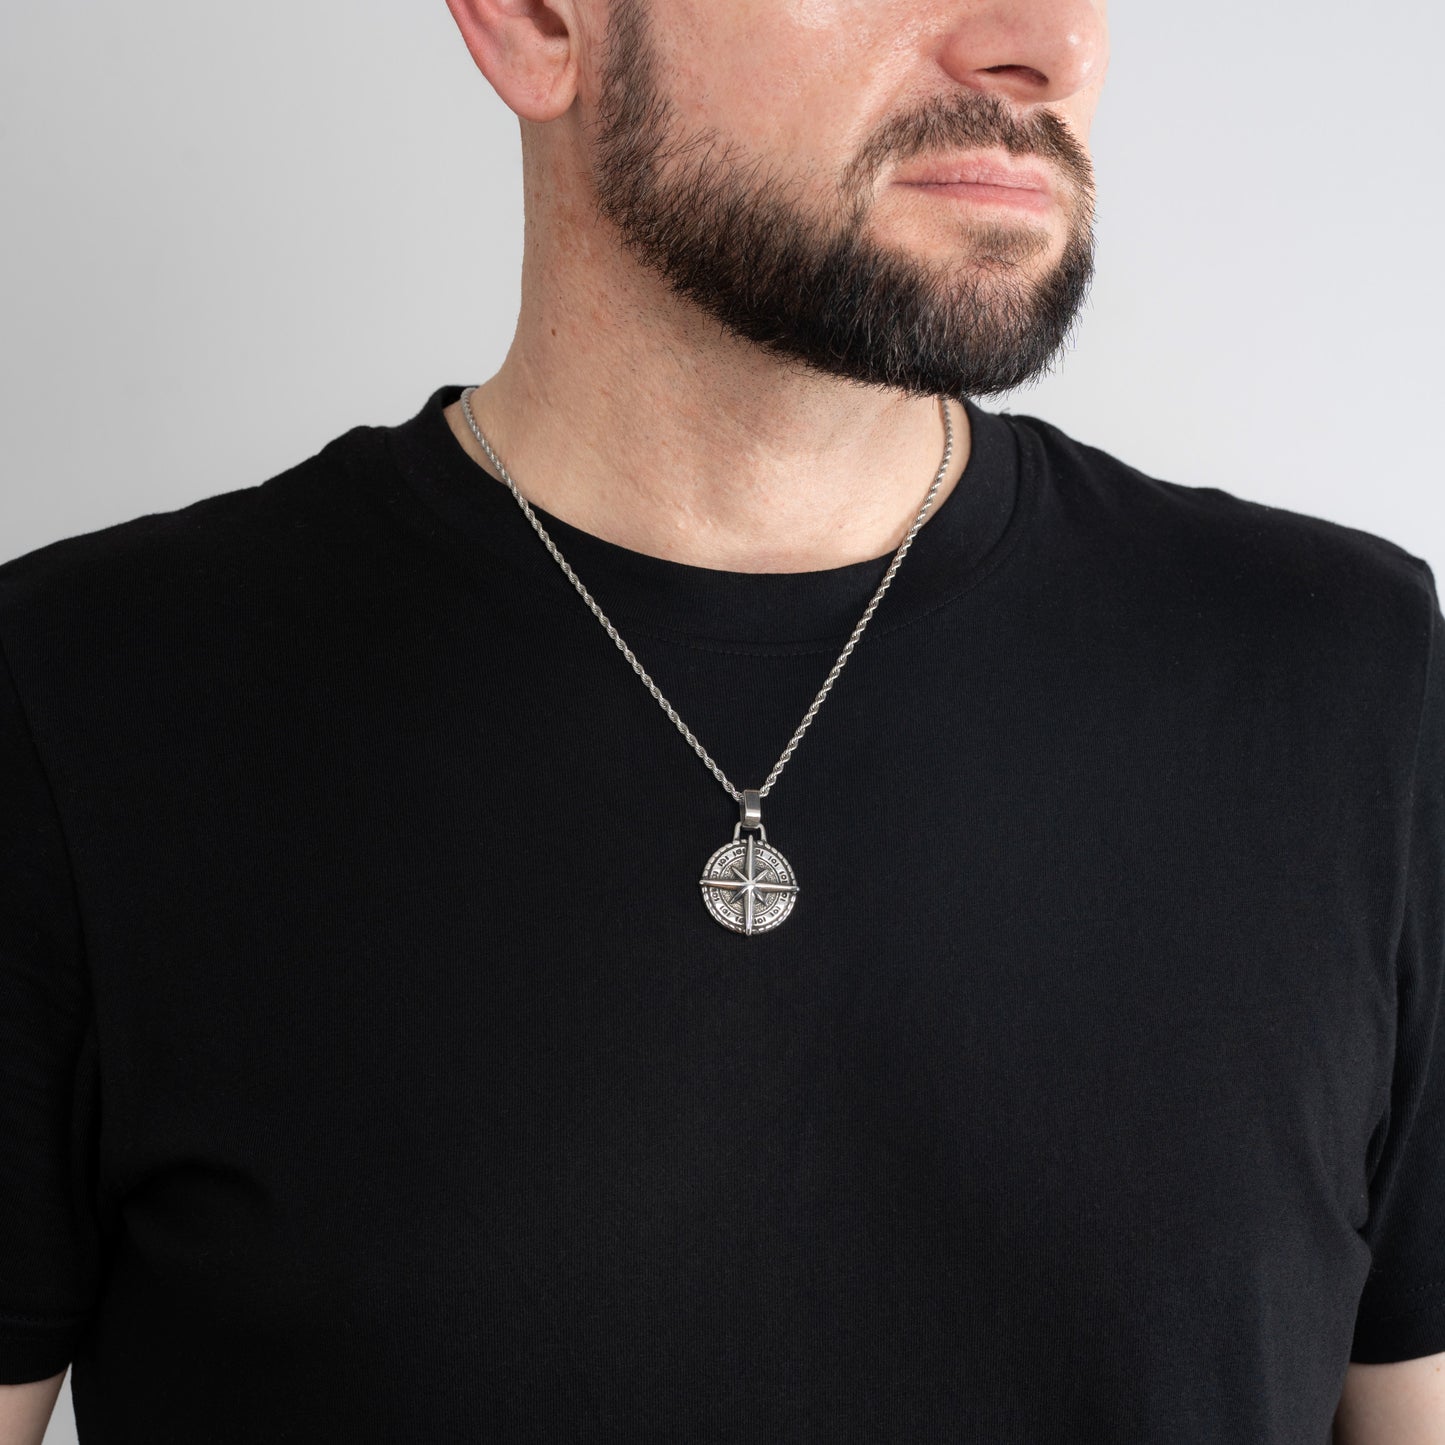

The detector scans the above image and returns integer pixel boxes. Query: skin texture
[441,0,1109,571]
[0,1369,66,1445]
[1334,1353,1445,1444]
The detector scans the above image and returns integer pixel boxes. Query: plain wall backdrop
[2,1,1441,1439]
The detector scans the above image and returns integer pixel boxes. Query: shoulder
[0,421,402,730]
[0,423,385,656]
[1002,407,1438,669]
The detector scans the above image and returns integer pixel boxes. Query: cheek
[672,4,907,169]
[783,0,879,33]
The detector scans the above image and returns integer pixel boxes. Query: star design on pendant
[699,833,800,935]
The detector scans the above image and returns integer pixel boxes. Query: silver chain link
[459,385,955,805]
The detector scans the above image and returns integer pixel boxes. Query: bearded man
[1,2,1442,1441]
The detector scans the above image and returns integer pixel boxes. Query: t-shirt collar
[383,382,1022,648]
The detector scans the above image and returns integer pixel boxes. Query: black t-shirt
[2,384,1443,1443]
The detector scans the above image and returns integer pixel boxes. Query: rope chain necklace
[459,385,955,936]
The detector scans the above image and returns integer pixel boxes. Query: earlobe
[443,0,581,124]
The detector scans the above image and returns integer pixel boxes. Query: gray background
[2,1,1440,1437]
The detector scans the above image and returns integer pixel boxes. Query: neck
[443,215,972,575]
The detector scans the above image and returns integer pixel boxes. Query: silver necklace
[459,386,955,936]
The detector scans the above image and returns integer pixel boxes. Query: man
[2,0,1442,1440]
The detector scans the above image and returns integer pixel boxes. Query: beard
[587,0,1098,402]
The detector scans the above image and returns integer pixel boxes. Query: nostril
[983,64,1048,84]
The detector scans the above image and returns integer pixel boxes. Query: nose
[937,0,1109,107]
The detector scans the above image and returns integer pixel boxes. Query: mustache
[843,89,1095,201]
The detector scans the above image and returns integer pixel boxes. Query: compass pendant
[698,789,800,935]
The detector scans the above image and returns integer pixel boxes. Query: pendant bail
[739,788,764,832]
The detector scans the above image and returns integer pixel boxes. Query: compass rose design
[699,831,800,936]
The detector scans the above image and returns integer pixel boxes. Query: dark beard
[588,0,1098,401]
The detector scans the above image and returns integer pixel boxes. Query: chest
[74,617,1395,1427]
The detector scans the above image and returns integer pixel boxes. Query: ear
[443,0,581,123]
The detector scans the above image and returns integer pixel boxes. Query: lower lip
[901,181,1053,214]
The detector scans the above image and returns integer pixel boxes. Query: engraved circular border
[698,837,801,936]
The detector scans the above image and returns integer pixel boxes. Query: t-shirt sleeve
[1349,561,1445,1364]
[0,632,102,1383]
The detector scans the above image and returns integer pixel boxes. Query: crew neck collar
[381,383,1026,650]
